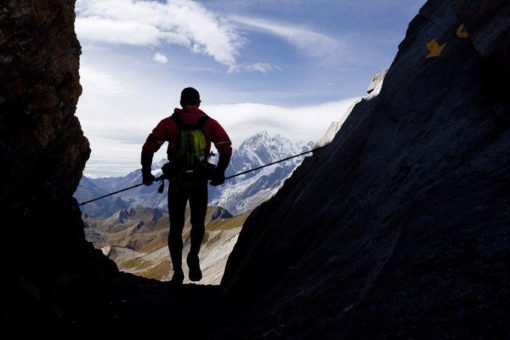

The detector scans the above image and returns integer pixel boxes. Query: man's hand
[143,171,156,186]
[209,168,225,186]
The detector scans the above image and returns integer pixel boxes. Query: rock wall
[0,0,88,201]
[0,0,118,331]
[0,3,225,336]
[221,0,510,337]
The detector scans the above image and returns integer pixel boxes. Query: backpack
[164,114,212,181]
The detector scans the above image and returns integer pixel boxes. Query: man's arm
[141,118,172,184]
[208,119,232,185]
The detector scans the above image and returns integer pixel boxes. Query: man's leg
[168,185,188,283]
[187,181,208,281]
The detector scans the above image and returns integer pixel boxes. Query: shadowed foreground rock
[1,0,509,337]
[0,1,222,336]
[221,0,510,337]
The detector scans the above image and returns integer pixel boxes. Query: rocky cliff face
[0,2,224,335]
[0,0,88,201]
[0,0,121,331]
[221,0,510,337]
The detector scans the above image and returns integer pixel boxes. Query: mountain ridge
[75,131,313,217]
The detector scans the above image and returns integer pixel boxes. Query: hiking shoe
[187,253,202,282]
[171,268,184,285]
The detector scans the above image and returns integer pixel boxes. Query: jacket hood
[173,107,206,125]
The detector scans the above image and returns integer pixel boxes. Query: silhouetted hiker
[141,87,232,284]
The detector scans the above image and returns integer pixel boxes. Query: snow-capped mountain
[75,132,312,217]
[210,132,313,214]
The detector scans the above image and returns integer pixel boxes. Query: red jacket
[141,107,232,168]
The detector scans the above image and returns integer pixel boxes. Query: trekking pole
[78,144,328,206]
[224,144,328,180]
[78,175,165,206]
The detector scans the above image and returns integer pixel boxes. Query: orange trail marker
[426,38,447,58]
[456,24,470,38]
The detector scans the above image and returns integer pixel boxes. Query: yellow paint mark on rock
[426,38,447,58]
[456,24,470,38]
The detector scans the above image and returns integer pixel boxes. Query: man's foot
[187,253,202,282]
[171,268,184,285]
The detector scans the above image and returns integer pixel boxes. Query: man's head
[180,87,201,108]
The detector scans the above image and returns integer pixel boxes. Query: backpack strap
[195,115,209,130]
[171,114,183,128]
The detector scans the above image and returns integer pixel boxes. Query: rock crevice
[1,0,509,337]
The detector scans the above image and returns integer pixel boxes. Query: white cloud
[231,15,347,60]
[79,66,132,96]
[153,52,168,63]
[231,62,281,74]
[80,97,359,177]
[207,99,358,148]
[76,0,242,68]
[76,17,161,45]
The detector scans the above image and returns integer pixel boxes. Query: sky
[75,0,426,177]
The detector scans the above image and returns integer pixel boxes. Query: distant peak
[242,131,290,145]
